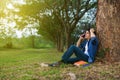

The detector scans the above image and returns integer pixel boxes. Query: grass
[0,48,120,80]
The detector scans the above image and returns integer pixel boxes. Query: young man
[49,28,99,66]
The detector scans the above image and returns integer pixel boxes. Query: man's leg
[62,45,88,63]
[64,57,80,64]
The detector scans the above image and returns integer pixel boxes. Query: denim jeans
[62,45,89,64]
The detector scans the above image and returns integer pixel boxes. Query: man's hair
[86,28,96,35]
[93,31,96,35]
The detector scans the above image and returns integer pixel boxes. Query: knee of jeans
[70,45,76,49]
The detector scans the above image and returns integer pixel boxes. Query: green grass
[0,48,120,80]
[0,48,62,80]
[0,48,61,66]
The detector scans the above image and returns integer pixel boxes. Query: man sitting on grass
[49,28,99,67]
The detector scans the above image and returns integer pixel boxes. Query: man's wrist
[91,32,95,37]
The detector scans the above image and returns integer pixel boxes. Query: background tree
[0,0,42,48]
[96,0,120,62]
[5,0,96,51]
[45,0,97,48]
[0,0,17,48]
[17,0,97,51]
[38,15,64,52]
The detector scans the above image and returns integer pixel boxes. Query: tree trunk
[96,0,120,62]
[60,33,64,52]
[56,32,64,52]
[30,35,35,48]
[66,30,72,49]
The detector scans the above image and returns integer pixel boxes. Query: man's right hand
[80,34,85,39]
[76,34,84,47]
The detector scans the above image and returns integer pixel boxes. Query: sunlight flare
[7,3,14,9]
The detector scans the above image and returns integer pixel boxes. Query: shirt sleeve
[88,37,99,63]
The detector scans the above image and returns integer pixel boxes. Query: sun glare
[7,3,14,9]
[6,0,26,10]
[12,0,26,5]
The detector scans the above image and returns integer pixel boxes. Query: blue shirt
[79,37,99,63]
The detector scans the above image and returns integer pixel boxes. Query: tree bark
[31,35,35,48]
[66,30,72,48]
[96,0,120,62]
[56,31,64,52]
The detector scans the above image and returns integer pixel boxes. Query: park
[0,0,120,80]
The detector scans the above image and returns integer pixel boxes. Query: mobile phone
[81,34,85,38]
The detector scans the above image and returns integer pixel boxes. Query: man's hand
[76,34,84,47]
[90,28,95,33]
[90,28,96,37]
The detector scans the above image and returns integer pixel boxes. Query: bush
[4,42,13,48]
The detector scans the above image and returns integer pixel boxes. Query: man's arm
[88,28,98,63]
[90,28,96,38]
[76,36,84,47]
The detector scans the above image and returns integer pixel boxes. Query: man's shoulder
[90,36,98,40]
[89,37,99,45]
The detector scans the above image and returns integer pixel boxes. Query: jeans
[62,45,89,64]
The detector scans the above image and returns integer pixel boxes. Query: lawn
[0,48,120,80]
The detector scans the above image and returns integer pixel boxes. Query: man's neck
[87,38,90,41]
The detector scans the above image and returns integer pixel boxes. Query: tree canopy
[0,0,97,50]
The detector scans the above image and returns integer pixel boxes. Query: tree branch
[71,1,97,31]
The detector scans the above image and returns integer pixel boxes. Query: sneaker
[49,60,63,67]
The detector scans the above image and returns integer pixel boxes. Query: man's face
[85,31,90,39]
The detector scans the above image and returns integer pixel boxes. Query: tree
[45,0,97,48]
[15,0,97,51]
[38,15,64,52]
[0,0,19,48]
[96,0,120,62]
